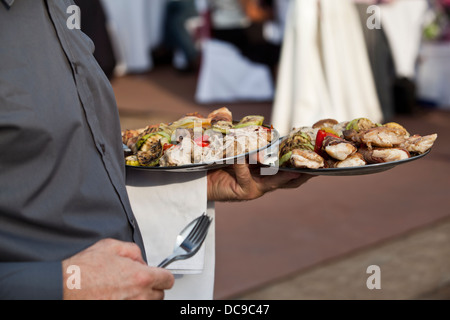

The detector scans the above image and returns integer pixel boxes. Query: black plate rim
[275,149,431,176]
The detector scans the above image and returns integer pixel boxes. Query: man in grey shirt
[0,0,310,300]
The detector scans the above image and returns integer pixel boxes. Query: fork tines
[181,213,212,250]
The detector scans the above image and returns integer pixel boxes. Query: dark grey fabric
[0,0,145,299]
[1,0,15,10]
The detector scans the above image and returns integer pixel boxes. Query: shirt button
[100,143,106,154]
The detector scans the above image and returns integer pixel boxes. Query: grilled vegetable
[279,151,292,167]
[383,122,410,137]
[208,107,233,134]
[280,131,314,155]
[212,121,233,134]
[345,118,377,132]
[133,131,170,167]
[233,115,265,129]
[279,131,315,167]
[125,155,140,166]
[137,131,171,152]
[136,141,164,167]
[170,116,211,130]
[314,129,340,155]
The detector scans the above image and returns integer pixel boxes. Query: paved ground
[112,65,450,300]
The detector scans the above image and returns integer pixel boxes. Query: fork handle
[157,254,178,268]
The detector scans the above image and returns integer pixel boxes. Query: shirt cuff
[0,261,63,300]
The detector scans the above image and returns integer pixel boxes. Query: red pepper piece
[163,143,175,151]
[314,129,339,154]
[194,135,210,147]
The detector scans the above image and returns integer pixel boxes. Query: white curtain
[271,0,383,137]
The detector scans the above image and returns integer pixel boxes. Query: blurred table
[101,0,167,74]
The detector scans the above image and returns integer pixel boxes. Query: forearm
[0,261,63,300]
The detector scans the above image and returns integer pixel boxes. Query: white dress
[271,0,383,136]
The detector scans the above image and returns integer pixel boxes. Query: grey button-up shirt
[0,0,145,299]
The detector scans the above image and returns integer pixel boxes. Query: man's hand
[207,163,314,202]
[62,239,174,300]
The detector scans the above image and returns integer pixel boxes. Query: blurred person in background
[74,0,117,80]
[207,0,281,76]
[161,0,201,73]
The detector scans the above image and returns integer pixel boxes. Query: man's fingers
[279,174,315,189]
[257,170,301,192]
[232,163,254,190]
[94,239,146,265]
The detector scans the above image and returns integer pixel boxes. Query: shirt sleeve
[0,262,63,300]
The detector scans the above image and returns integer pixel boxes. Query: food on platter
[398,134,438,154]
[290,149,325,169]
[122,107,274,168]
[330,153,366,168]
[279,117,437,169]
[358,146,410,164]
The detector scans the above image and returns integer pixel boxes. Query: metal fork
[157,213,212,268]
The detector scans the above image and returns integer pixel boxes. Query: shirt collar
[1,0,15,10]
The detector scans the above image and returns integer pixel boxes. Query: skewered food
[280,117,437,169]
[122,107,274,167]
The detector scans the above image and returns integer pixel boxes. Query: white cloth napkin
[126,169,209,274]
[126,169,215,299]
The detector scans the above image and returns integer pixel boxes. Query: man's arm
[0,239,175,300]
[0,262,63,300]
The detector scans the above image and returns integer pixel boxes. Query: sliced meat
[322,135,357,160]
[334,153,366,168]
[361,127,407,148]
[359,146,410,164]
[398,134,437,154]
[290,149,325,169]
